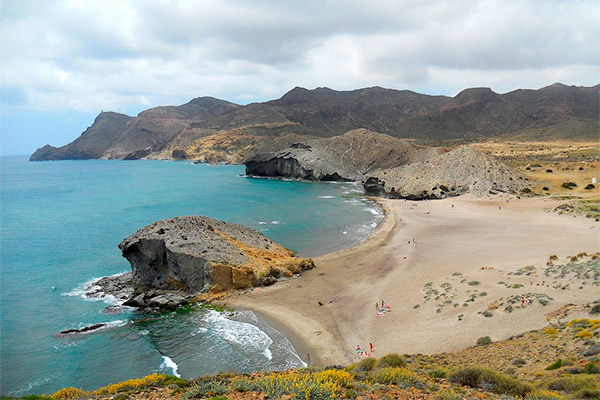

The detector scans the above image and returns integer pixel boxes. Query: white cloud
[1,0,598,116]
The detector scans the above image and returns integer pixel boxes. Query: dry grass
[471,140,600,198]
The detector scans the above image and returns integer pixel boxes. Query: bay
[0,156,382,396]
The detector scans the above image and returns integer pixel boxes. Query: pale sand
[228,194,600,366]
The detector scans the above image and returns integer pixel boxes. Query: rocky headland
[245,128,529,199]
[98,216,313,311]
[363,146,529,199]
[245,128,442,181]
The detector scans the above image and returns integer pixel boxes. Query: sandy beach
[228,194,600,366]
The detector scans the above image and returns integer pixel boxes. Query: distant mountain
[30,83,599,162]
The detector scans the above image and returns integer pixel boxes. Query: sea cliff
[110,215,314,310]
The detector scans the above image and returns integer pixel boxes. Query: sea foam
[161,356,181,378]
[203,310,274,360]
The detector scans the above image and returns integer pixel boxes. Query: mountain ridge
[30,83,599,162]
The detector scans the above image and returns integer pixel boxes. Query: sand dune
[228,194,600,366]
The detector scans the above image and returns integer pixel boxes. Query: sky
[1,0,599,156]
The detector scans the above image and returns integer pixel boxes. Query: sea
[0,156,383,396]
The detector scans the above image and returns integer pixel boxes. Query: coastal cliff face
[118,216,313,297]
[363,147,528,199]
[245,129,438,181]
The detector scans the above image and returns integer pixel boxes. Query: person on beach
[369,343,373,352]
[521,297,525,307]
[381,300,385,307]
[376,302,379,309]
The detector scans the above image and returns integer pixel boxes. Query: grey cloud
[1,0,598,114]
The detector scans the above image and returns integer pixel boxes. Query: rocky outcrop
[118,216,314,297]
[363,147,529,199]
[245,129,438,181]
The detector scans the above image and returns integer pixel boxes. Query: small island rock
[118,215,314,296]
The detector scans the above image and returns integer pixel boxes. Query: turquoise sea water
[0,156,382,396]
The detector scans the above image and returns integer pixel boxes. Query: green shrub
[561,182,577,189]
[545,359,563,370]
[573,388,600,399]
[564,366,584,374]
[476,336,492,346]
[531,164,542,168]
[229,377,257,393]
[511,358,527,367]
[354,357,377,372]
[375,353,406,369]
[427,367,448,379]
[539,374,598,393]
[584,362,600,374]
[584,184,595,190]
[468,280,480,286]
[434,389,462,399]
[448,366,532,397]
[184,380,228,399]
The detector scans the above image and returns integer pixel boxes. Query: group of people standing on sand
[356,343,374,358]
[375,299,391,316]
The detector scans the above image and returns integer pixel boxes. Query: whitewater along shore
[227,194,600,366]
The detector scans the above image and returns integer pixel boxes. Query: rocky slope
[31,97,240,161]
[245,128,442,181]
[363,147,529,199]
[31,83,599,161]
[117,216,313,308]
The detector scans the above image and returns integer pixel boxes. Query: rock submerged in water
[117,215,314,309]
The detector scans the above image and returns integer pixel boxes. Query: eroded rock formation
[118,216,314,298]
[245,129,439,181]
[363,147,528,199]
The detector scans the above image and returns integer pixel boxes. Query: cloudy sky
[1,0,598,156]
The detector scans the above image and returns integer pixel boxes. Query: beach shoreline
[229,193,600,366]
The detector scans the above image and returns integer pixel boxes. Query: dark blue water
[0,156,382,396]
